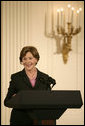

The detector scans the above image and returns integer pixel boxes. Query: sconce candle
[61,8,63,27]
[52,9,54,32]
[71,7,74,25]
[64,11,65,29]
[68,4,71,22]
[57,9,60,27]
[77,10,79,28]
[79,8,82,26]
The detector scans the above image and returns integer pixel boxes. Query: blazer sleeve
[4,74,17,107]
[48,76,56,89]
[40,73,56,91]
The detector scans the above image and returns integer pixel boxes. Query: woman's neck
[25,67,37,79]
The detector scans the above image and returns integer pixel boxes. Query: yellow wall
[1,1,84,125]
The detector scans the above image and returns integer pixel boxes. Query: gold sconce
[45,4,82,64]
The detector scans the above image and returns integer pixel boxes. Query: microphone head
[48,77,56,88]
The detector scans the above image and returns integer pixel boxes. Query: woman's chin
[25,66,33,71]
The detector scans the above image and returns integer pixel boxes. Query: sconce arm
[44,30,55,38]
[72,27,81,35]
[57,26,65,35]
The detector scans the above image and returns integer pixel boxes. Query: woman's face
[22,52,37,71]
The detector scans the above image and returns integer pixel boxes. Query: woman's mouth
[26,63,32,68]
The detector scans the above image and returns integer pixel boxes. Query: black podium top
[4,90,83,119]
[5,90,83,109]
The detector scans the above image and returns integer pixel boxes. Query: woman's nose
[25,59,31,63]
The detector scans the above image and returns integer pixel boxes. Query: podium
[5,90,83,124]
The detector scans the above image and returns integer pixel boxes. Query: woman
[4,46,56,125]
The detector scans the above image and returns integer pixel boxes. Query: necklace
[26,68,37,80]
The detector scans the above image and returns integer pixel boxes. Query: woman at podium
[4,46,56,125]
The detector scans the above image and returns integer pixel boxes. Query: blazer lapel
[34,69,43,88]
[21,69,32,87]
[20,68,43,88]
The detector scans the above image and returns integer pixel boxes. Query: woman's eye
[23,58,27,60]
[23,57,33,61]
[29,57,33,60]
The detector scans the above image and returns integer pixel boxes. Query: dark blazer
[4,68,56,125]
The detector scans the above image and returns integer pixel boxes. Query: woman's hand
[12,94,16,97]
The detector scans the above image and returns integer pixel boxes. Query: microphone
[48,77,56,88]
[39,76,56,89]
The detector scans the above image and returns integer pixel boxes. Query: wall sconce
[45,4,82,64]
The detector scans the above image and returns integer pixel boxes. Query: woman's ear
[36,61,38,65]
[21,62,24,65]
[35,59,38,65]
